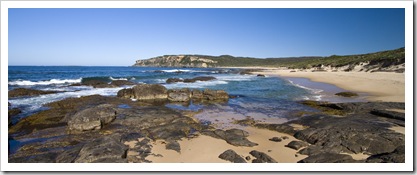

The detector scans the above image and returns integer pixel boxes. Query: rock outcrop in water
[8,91,405,163]
[117,84,229,102]
[8,88,59,98]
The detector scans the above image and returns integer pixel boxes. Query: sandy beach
[134,68,405,163]
[144,126,308,163]
[252,69,405,102]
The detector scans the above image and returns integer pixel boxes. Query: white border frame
[1,1,413,172]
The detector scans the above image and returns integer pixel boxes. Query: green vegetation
[208,47,405,68]
[134,47,405,69]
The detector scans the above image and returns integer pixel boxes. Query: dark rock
[366,145,405,163]
[282,136,289,140]
[257,74,265,77]
[9,88,58,98]
[9,152,58,163]
[82,79,116,88]
[298,153,359,163]
[121,132,144,143]
[269,137,282,142]
[335,92,359,97]
[56,144,84,163]
[167,76,216,84]
[117,88,135,99]
[166,78,183,84]
[67,104,117,132]
[234,117,256,126]
[117,84,168,100]
[166,140,181,153]
[203,129,257,147]
[285,141,309,150]
[203,89,229,101]
[255,123,296,135]
[74,136,128,163]
[245,156,251,161]
[183,76,216,83]
[167,88,191,102]
[292,115,404,155]
[8,108,22,117]
[250,150,277,163]
[191,89,204,99]
[110,80,135,86]
[218,149,246,163]
[370,109,405,121]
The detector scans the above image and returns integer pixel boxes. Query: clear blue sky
[9,8,405,66]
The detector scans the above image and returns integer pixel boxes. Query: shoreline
[249,68,405,103]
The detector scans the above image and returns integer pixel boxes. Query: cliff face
[133,55,218,68]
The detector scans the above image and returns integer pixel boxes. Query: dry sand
[146,126,308,163]
[252,69,405,102]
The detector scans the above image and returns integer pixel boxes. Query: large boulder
[250,150,277,163]
[285,141,309,150]
[202,89,229,101]
[218,149,246,163]
[191,89,204,100]
[167,88,191,102]
[117,84,168,100]
[67,104,117,132]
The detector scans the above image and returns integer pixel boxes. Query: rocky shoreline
[8,79,405,163]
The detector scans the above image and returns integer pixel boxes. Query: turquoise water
[8,66,358,124]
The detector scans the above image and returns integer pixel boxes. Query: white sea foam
[161,69,192,73]
[110,77,128,81]
[164,80,228,89]
[8,78,82,86]
[287,80,323,94]
[8,87,123,115]
[214,74,256,81]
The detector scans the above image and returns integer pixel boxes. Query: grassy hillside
[133,47,405,69]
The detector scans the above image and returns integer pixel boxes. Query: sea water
[8,66,360,126]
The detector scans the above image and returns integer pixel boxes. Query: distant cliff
[134,55,218,68]
[132,47,405,72]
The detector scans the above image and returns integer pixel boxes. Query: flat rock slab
[203,129,258,147]
[74,136,128,163]
[297,153,359,163]
[370,109,405,121]
[218,149,246,163]
[366,145,405,163]
[9,88,58,98]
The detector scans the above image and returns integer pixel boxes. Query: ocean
[8,66,359,127]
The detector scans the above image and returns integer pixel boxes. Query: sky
[8,8,405,66]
